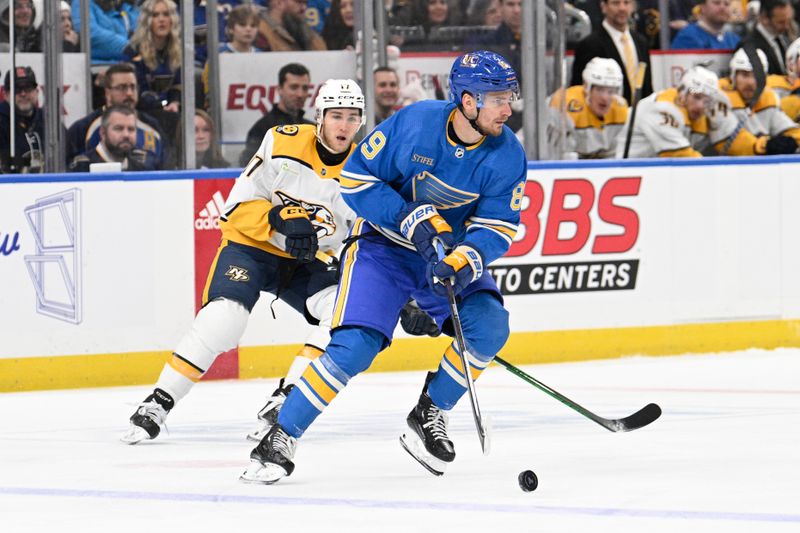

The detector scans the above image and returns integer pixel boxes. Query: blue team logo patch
[412,171,479,209]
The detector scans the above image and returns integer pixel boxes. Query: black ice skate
[400,373,456,476]
[121,389,174,445]
[240,424,297,485]
[247,378,295,441]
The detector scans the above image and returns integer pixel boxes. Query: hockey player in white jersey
[617,65,788,158]
[766,37,800,104]
[121,80,367,444]
[547,57,628,159]
[721,48,800,154]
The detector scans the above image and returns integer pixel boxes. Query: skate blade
[120,425,151,445]
[238,460,288,485]
[399,432,447,477]
[246,423,271,442]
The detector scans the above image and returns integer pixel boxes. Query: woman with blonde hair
[123,0,182,113]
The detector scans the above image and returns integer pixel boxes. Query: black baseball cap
[4,66,38,91]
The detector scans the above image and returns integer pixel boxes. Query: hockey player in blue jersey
[240,50,528,484]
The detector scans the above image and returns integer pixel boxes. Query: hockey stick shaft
[435,241,489,453]
[493,355,661,432]
[622,62,647,159]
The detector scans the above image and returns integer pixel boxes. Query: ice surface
[2,349,799,532]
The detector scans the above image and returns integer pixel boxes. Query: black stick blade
[608,403,662,432]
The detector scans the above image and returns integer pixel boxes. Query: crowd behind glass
[2,0,800,172]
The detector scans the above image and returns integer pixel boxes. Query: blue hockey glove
[268,204,319,263]
[429,244,484,296]
[398,202,454,263]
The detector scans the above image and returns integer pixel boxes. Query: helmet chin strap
[458,104,489,136]
[316,125,337,153]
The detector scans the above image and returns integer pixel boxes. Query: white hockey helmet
[582,57,624,92]
[314,79,366,138]
[729,48,769,86]
[786,38,800,79]
[677,66,720,99]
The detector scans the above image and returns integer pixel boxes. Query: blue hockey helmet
[448,51,520,107]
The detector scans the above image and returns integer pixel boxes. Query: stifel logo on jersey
[195,191,227,231]
[489,176,642,295]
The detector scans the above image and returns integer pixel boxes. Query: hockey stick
[622,62,648,159]
[493,356,661,432]
[435,241,490,454]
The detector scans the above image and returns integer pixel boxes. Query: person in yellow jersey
[767,37,800,121]
[722,48,800,153]
[121,80,366,445]
[617,65,793,158]
[547,57,628,159]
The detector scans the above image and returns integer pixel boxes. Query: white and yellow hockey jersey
[220,124,356,258]
[721,82,800,142]
[547,85,628,159]
[617,87,764,158]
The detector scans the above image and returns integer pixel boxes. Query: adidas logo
[195,191,226,230]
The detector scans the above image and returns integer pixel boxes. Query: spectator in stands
[238,62,313,165]
[721,48,800,150]
[222,4,262,53]
[256,0,326,51]
[306,0,329,33]
[635,0,695,49]
[72,0,140,64]
[468,0,522,74]
[190,110,230,168]
[374,66,400,124]
[467,0,502,27]
[69,105,155,172]
[412,0,463,29]
[0,0,41,52]
[571,0,653,105]
[0,66,45,173]
[60,0,80,52]
[738,0,795,74]
[670,0,741,49]
[617,65,793,158]
[123,0,182,114]
[547,57,629,159]
[66,62,167,169]
[321,0,354,50]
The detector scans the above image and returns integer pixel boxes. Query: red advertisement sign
[194,178,237,380]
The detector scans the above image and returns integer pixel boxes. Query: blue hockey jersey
[340,100,527,264]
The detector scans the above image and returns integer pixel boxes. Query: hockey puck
[518,469,538,492]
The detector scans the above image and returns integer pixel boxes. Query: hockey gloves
[268,205,318,263]
[398,202,454,263]
[765,135,798,155]
[400,301,441,337]
[429,244,484,296]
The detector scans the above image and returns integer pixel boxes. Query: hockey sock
[284,344,323,385]
[154,355,200,404]
[427,341,491,410]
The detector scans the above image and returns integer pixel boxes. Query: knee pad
[459,291,509,359]
[324,326,385,378]
[173,297,250,371]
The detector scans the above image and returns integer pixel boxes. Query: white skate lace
[272,428,297,459]
[137,400,168,426]
[422,408,449,441]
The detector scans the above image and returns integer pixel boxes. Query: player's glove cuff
[430,244,484,296]
[397,202,454,262]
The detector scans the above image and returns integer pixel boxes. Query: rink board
[1,157,799,391]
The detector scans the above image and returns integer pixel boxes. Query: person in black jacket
[0,66,45,173]
[737,0,795,75]
[69,105,155,172]
[238,62,313,166]
[570,0,653,105]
